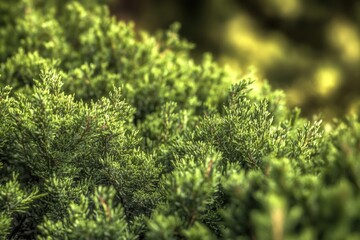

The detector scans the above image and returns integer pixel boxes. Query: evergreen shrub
[0,0,359,239]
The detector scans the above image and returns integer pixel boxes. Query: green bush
[0,1,359,239]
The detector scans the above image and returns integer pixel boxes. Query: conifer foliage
[0,0,360,239]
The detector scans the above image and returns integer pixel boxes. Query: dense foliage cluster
[0,1,359,239]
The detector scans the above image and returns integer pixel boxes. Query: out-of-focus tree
[110,0,360,119]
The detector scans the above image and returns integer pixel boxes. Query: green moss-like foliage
[0,1,359,239]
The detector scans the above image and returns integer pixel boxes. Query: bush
[0,1,359,239]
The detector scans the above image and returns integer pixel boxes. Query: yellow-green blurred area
[109,0,360,119]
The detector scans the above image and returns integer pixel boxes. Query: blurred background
[109,0,360,119]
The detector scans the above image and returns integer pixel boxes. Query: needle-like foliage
[0,0,360,239]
